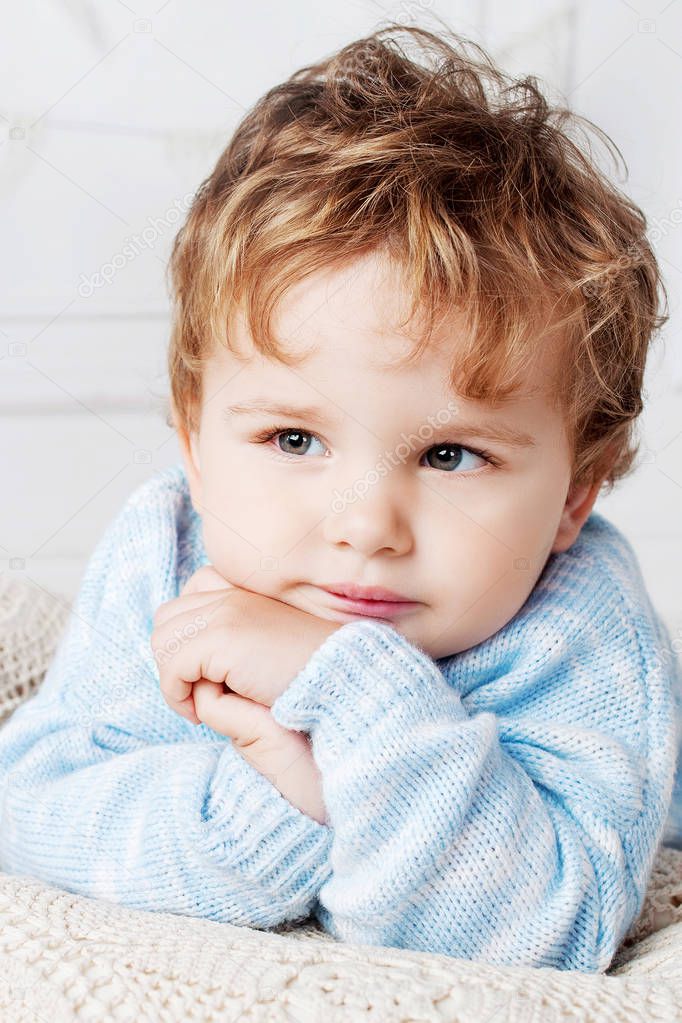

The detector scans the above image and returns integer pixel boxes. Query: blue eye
[267,429,326,457]
[422,444,489,472]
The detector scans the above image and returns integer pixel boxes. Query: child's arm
[0,478,332,926]
[270,516,679,972]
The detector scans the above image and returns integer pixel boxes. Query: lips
[322,582,411,602]
[319,584,420,620]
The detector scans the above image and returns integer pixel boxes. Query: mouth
[318,587,421,620]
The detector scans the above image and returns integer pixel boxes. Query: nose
[323,476,414,557]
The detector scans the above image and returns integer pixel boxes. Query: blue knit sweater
[0,462,680,973]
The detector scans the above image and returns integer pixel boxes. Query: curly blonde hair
[165,22,668,493]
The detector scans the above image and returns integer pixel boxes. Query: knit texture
[0,462,679,975]
[4,575,682,1020]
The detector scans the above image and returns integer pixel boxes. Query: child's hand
[151,565,341,713]
[150,565,336,824]
[151,565,234,725]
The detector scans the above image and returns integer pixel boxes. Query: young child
[0,23,680,975]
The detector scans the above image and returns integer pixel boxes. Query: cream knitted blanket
[1,574,682,1022]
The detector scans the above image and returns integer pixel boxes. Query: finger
[152,590,229,631]
[150,598,225,687]
[156,625,232,712]
[157,669,199,723]
[172,689,201,726]
[193,681,273,744]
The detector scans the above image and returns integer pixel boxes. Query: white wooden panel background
[1,0,681,643]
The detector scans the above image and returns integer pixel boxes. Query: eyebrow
[222,398,537,449]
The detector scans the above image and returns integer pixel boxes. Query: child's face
[178,249,601,660]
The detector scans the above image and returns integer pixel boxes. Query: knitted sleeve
[270,515,679,971]
[0,479,332,926]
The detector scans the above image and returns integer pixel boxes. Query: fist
[151,565,329,823]
[151,565,341,715]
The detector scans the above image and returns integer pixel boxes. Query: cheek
[424,487,558,652]
[501,467,568,562]
[430,546,539,655]
[198,473,308,578]
[451,460,565,557]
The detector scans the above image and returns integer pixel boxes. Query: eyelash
[251,425,500,475]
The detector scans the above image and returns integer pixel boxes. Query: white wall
[1,0,681,640]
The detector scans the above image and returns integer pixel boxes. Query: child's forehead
[270,250,434,335]
[227,247,566,368]
[211,323,555,435]
[221,282,563,409]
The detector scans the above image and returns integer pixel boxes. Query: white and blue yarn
[0,462,680,973]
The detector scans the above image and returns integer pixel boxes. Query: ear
[177,425,203,513]
[550,476,604,554]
